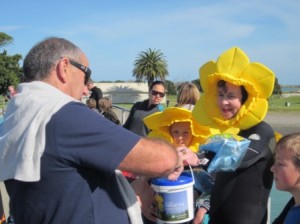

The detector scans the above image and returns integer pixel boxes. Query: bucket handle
[188,165,195,184]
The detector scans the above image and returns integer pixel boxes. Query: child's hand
[177,146,200,167]
[193,207,208,224]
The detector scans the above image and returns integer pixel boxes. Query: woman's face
[217,82,243,120]
[170,122,193,147]
[149,84,165,105]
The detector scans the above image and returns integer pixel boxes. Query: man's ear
[56,58,69,84]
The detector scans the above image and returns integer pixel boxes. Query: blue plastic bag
[200,134,250,173]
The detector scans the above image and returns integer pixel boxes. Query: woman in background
[123,81,165,136]
[176,82,200,111]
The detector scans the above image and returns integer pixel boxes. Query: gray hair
[23,37,84,82]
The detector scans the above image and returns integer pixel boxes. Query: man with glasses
[0,37,182,224]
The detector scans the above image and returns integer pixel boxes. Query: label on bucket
[151,173,194,223]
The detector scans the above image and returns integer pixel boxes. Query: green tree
[0,32,23,95]
[272,77,282,95]
[0,32,13,48]
[165,80,176,95]
[132,48,168,87]
[191,79,203,92]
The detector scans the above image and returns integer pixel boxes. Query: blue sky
[1,0,300,85]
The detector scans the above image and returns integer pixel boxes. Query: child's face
[271,148,300,193]
[170,122,193,147]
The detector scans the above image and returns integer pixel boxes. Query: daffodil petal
[242,62,275,98]
[216,47,249,76]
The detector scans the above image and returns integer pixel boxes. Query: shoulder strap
[115,170,143,224]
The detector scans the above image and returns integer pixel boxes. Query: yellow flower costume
[192,47,275,134]
[144,107,210,152]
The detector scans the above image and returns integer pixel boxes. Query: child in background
[86,98,100,113]
[98,97,120,125]
[176,82,200,111]
[271,133,300,224]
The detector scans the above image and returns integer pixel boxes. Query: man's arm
[126,138,183,222]
[118,137,179,177]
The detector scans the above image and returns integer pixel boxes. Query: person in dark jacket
[123,81,165,136]
[87,78,103,109]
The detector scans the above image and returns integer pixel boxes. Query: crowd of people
[0,37,299,224]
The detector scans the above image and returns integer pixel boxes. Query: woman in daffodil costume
[192,47,276,224]
[143,107,212,224]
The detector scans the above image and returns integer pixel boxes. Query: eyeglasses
[151,90,165,98]
[69,59,92,85]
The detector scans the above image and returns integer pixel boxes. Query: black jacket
[209,121,275,224]
[123,100,163,136]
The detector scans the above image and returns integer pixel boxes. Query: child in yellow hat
[144,107,214,223]
[144,106,209,153]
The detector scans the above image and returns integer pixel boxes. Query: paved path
[265,111,300,135]
[1,111,299,218]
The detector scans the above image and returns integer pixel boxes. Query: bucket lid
[151,173,193,186]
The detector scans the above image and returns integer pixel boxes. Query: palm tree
[132,48,168,87]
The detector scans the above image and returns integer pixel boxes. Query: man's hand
[167,161,183,180]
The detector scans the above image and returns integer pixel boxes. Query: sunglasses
[151,90,165,98]
[69,59,92,85]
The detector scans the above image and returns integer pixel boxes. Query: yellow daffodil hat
[192,47,275,133]
[144,107,210,152]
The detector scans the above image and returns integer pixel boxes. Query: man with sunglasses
[0,37,182,224]
[123,81,166,137]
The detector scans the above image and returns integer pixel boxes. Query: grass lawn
[1,94,300,112]
[268,95,300,111]
[116,94,300,112]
